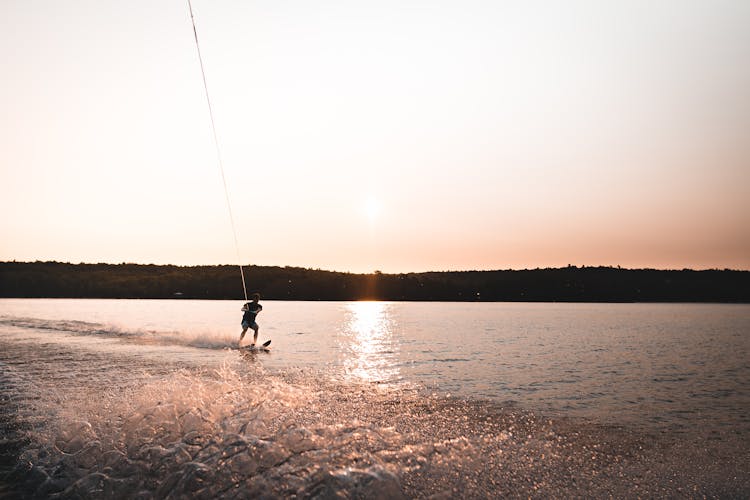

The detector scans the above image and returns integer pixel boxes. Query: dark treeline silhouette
[1,261,748,302]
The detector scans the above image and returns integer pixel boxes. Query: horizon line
[2,260,748,275]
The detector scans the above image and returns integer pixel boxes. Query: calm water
[1,299,748,498]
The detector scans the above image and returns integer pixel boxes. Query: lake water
[1,299,748,498]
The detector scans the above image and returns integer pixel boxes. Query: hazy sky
[2,0,749,273]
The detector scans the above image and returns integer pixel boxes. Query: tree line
[0,261,748,302]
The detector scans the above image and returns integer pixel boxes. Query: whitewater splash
[0,316,237,351]
[3,344,404,498]
[13,370,401,497]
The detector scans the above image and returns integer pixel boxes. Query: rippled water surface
[1,299,748,498]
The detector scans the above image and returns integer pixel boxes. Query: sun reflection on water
[343,301,399,384]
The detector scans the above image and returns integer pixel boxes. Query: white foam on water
[9,359,417,498]
[0,315,238,351]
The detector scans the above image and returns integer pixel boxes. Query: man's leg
[239,326,248,346]
[252,325,259,346]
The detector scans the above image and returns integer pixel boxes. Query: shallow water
[1,299,748,498]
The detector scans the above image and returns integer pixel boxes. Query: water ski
[242,339,271,352]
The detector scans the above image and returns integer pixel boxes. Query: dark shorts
[242,321,258,330]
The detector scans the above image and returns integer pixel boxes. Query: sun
[363,196,381,222]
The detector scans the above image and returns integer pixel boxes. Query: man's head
[251,292,261,302]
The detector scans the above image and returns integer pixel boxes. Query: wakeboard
[241,339,272,352]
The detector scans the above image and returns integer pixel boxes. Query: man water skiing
[239,293,262,348]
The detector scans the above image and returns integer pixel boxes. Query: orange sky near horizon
[1,1,749,273]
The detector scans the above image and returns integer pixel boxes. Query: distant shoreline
[2,261,748,303]
[2,298,748,306]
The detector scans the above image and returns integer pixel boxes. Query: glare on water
[341,301,400,383]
